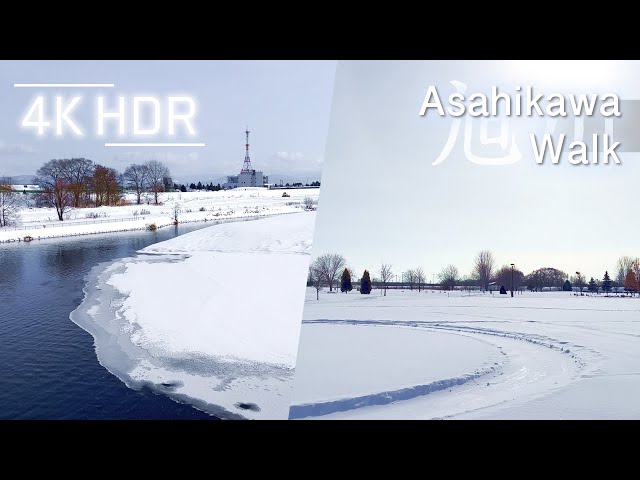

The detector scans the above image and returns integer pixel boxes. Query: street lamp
[576,271,581,295]
[510,263,515,297]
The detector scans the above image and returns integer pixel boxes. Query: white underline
[14,83,115,87]
[105,143,206,147]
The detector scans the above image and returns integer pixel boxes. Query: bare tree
[405,269,416,290]
[494,265,525,292]
[173,202,181,224]
[379,263,393,296]
[415,268,426,292]
[570,272,587,293]
[616,256,640,285]
[309,260,325,300]
[145,160,170,205]
[123,164,149,205]
[326,253,347,292]
[473,250,495,291]
[35,159,74,221]
[313,253,347,291]
[439,264,459,291]
[303,196,317,210]
[524,267,567,291]
[91,164,121,207]
[60,157,94,207]
[0,177,20,227]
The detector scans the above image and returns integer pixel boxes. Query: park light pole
[576,271,581,295]
[510,263,515,297]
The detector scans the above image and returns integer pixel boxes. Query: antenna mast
[241,127,253,173]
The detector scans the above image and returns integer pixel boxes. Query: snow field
[291,288,640,419]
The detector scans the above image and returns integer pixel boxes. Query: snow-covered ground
[0,188,318,243]
[290,288,640,419]
[70,212,315,419]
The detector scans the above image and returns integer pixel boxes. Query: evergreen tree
[602,271,612,294]
[340,268,353,293]
[197,181,203,190]
[588,277,598,293]
[562,279,572,291]
[360,270,372,294]
[189,183,196,190]
[180,185,187,192]
[624,270,638,294]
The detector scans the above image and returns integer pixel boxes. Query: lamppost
[510,263,515,297]
[576,271,581,295]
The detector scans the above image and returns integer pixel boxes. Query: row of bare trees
[307,249,640,299]
[33,158,171,221]
[307,255,393,299]
[403,268,427,292]
[123,161,170,206]
[309,254,347,299]
[438,250,566,292]
[438,251,640,293]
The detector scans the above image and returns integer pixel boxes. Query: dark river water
[0,223,217,419]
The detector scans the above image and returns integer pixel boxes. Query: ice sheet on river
[71,212,315,419]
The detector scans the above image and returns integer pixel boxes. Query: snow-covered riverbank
[71,212,315,419]
[0,188,317,243]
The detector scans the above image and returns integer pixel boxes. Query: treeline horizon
[307,250,640,297]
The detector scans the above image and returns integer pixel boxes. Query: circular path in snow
[290,322,503,418]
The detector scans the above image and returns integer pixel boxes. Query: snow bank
[71,212,315,419]
[141,212,313,256]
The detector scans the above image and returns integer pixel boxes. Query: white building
[225,171,268,189]
[10,184,41,193]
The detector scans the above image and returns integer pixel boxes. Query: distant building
[10,184,42,194]
[224,129,268,189]
[225,170,268,188]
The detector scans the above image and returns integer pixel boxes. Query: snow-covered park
[290,288,640,419]
[0,188,318,243]
[70,211,315,419]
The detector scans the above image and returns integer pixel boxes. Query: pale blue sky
[0,61,336,180]
[311,61,640,280]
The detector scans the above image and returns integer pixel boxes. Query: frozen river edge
[70,257,249,419]
[70,213,315,419]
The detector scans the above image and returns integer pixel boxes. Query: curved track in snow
[292,318,590,419]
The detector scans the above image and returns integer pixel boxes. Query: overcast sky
[0,60,336,180]
[311,61,640,281]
